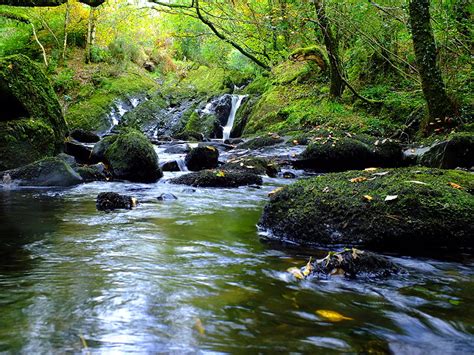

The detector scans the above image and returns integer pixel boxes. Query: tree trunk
[408,0,455,130]
[85,7,96,64]
[62,0,70,62]
[314,0,345,98]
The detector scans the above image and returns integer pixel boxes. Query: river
[0,146,473,353]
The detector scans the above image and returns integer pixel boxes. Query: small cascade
[223,95,246,141]
[176,158,188,172]
[107,96,146,131]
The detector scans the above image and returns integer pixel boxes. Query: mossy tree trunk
[314,0,345,98]
[408,0,455,131]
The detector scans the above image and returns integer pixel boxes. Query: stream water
[1,144,473,353]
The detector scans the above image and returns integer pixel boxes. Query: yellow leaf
[7,64,13,70]
[268,187,284,197]
[215,170,225,177]
[350,176,367,183]
[363,195,373,201]
[292,140,299,145]
[364,167,378,172]
[449,182,462,190]
[194,318,205,335]
[316,309,353,322]
[131,197,138,207]
[302,257,313,276]
[206,146,216,151]
[287,267,304,280]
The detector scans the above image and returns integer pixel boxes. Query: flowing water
[222,95,246,141]
[1,147,473,354]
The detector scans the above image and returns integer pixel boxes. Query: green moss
[0,119,56,171]
[0,54,66,139]
[104,128,162,182]
[121,94,167,130]
[260,167,474,252]
[66,66,158,131]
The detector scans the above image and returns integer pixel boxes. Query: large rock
[103,129,162,182]
[185,146,219,171]
[293,137,403,172]
[220,157,279,177]
[74,163,111,182]
[259,167,474,253]
[0,55,67,170]
[64,141,93,164]
[70,129,100,143]
[1,157,82,186]
[170,169,262,188]
[237,135,284,150]
[419,133,473,169]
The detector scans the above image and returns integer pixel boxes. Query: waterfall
[176,158,188,172]
[223,95,246,141]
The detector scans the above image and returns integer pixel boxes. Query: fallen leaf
[287,267,304,280]
[385,195,398,202]
[131,197,138,207]
[194,318,205,335]
[245,165,255,169]
[215,170,225,177]
[406,180,428,185]
[302,257,313,276]
[449,182,462,190]
[373,171,389,177]
[206,146,216,151]
[350,177,368,183]
[322,186,330,193]
[292,140,299,145]
[7,64,13,70]
[363,195,373,201]
[364,167,378,172]
[316,309,353,322]
[268,187,284,197]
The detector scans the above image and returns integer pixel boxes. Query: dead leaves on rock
[350,176,368,183]
[449,182,463,190]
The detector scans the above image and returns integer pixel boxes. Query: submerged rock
[1,157,82,187]
[170,169,262,188]
[419,133,473,169]
[70,129,100,143]
[161,160,180,172]
[288,249,400,280]
[164,143,191,154]
[96,192,136,211]
[185,146,219,171]
[103,129,163,182]
[220,157,279,177]
[259,167,474,253]
[293,137,403,172]
[0,55,67,170]
[157,193,178,201]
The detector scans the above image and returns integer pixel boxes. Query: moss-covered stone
[220,157,279,177]
[185,146,219,171]
[419,133,474,169]
[2,157,82,186]
[104,129,162,182]
[294,137,403,172]
[0,55,67,170]
[237,135,284,150]
[75,163,111,182]
[259,167,474,253]
[170,169,262,188]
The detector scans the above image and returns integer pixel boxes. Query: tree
[0,0,103,7]
[408,0,455,130]
[313,0,345,98]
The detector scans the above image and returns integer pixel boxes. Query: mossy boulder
[294,137,403,172]
[419,133,474,169]
[237,135,284,150]
[220,157,279,177]
[1,157,82,187]
[173,130,204,142]
[170,169,262,188]
[0,55,67,170]
[103,129,162,182]
[185,146,219,171]
[259,167,474,253]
